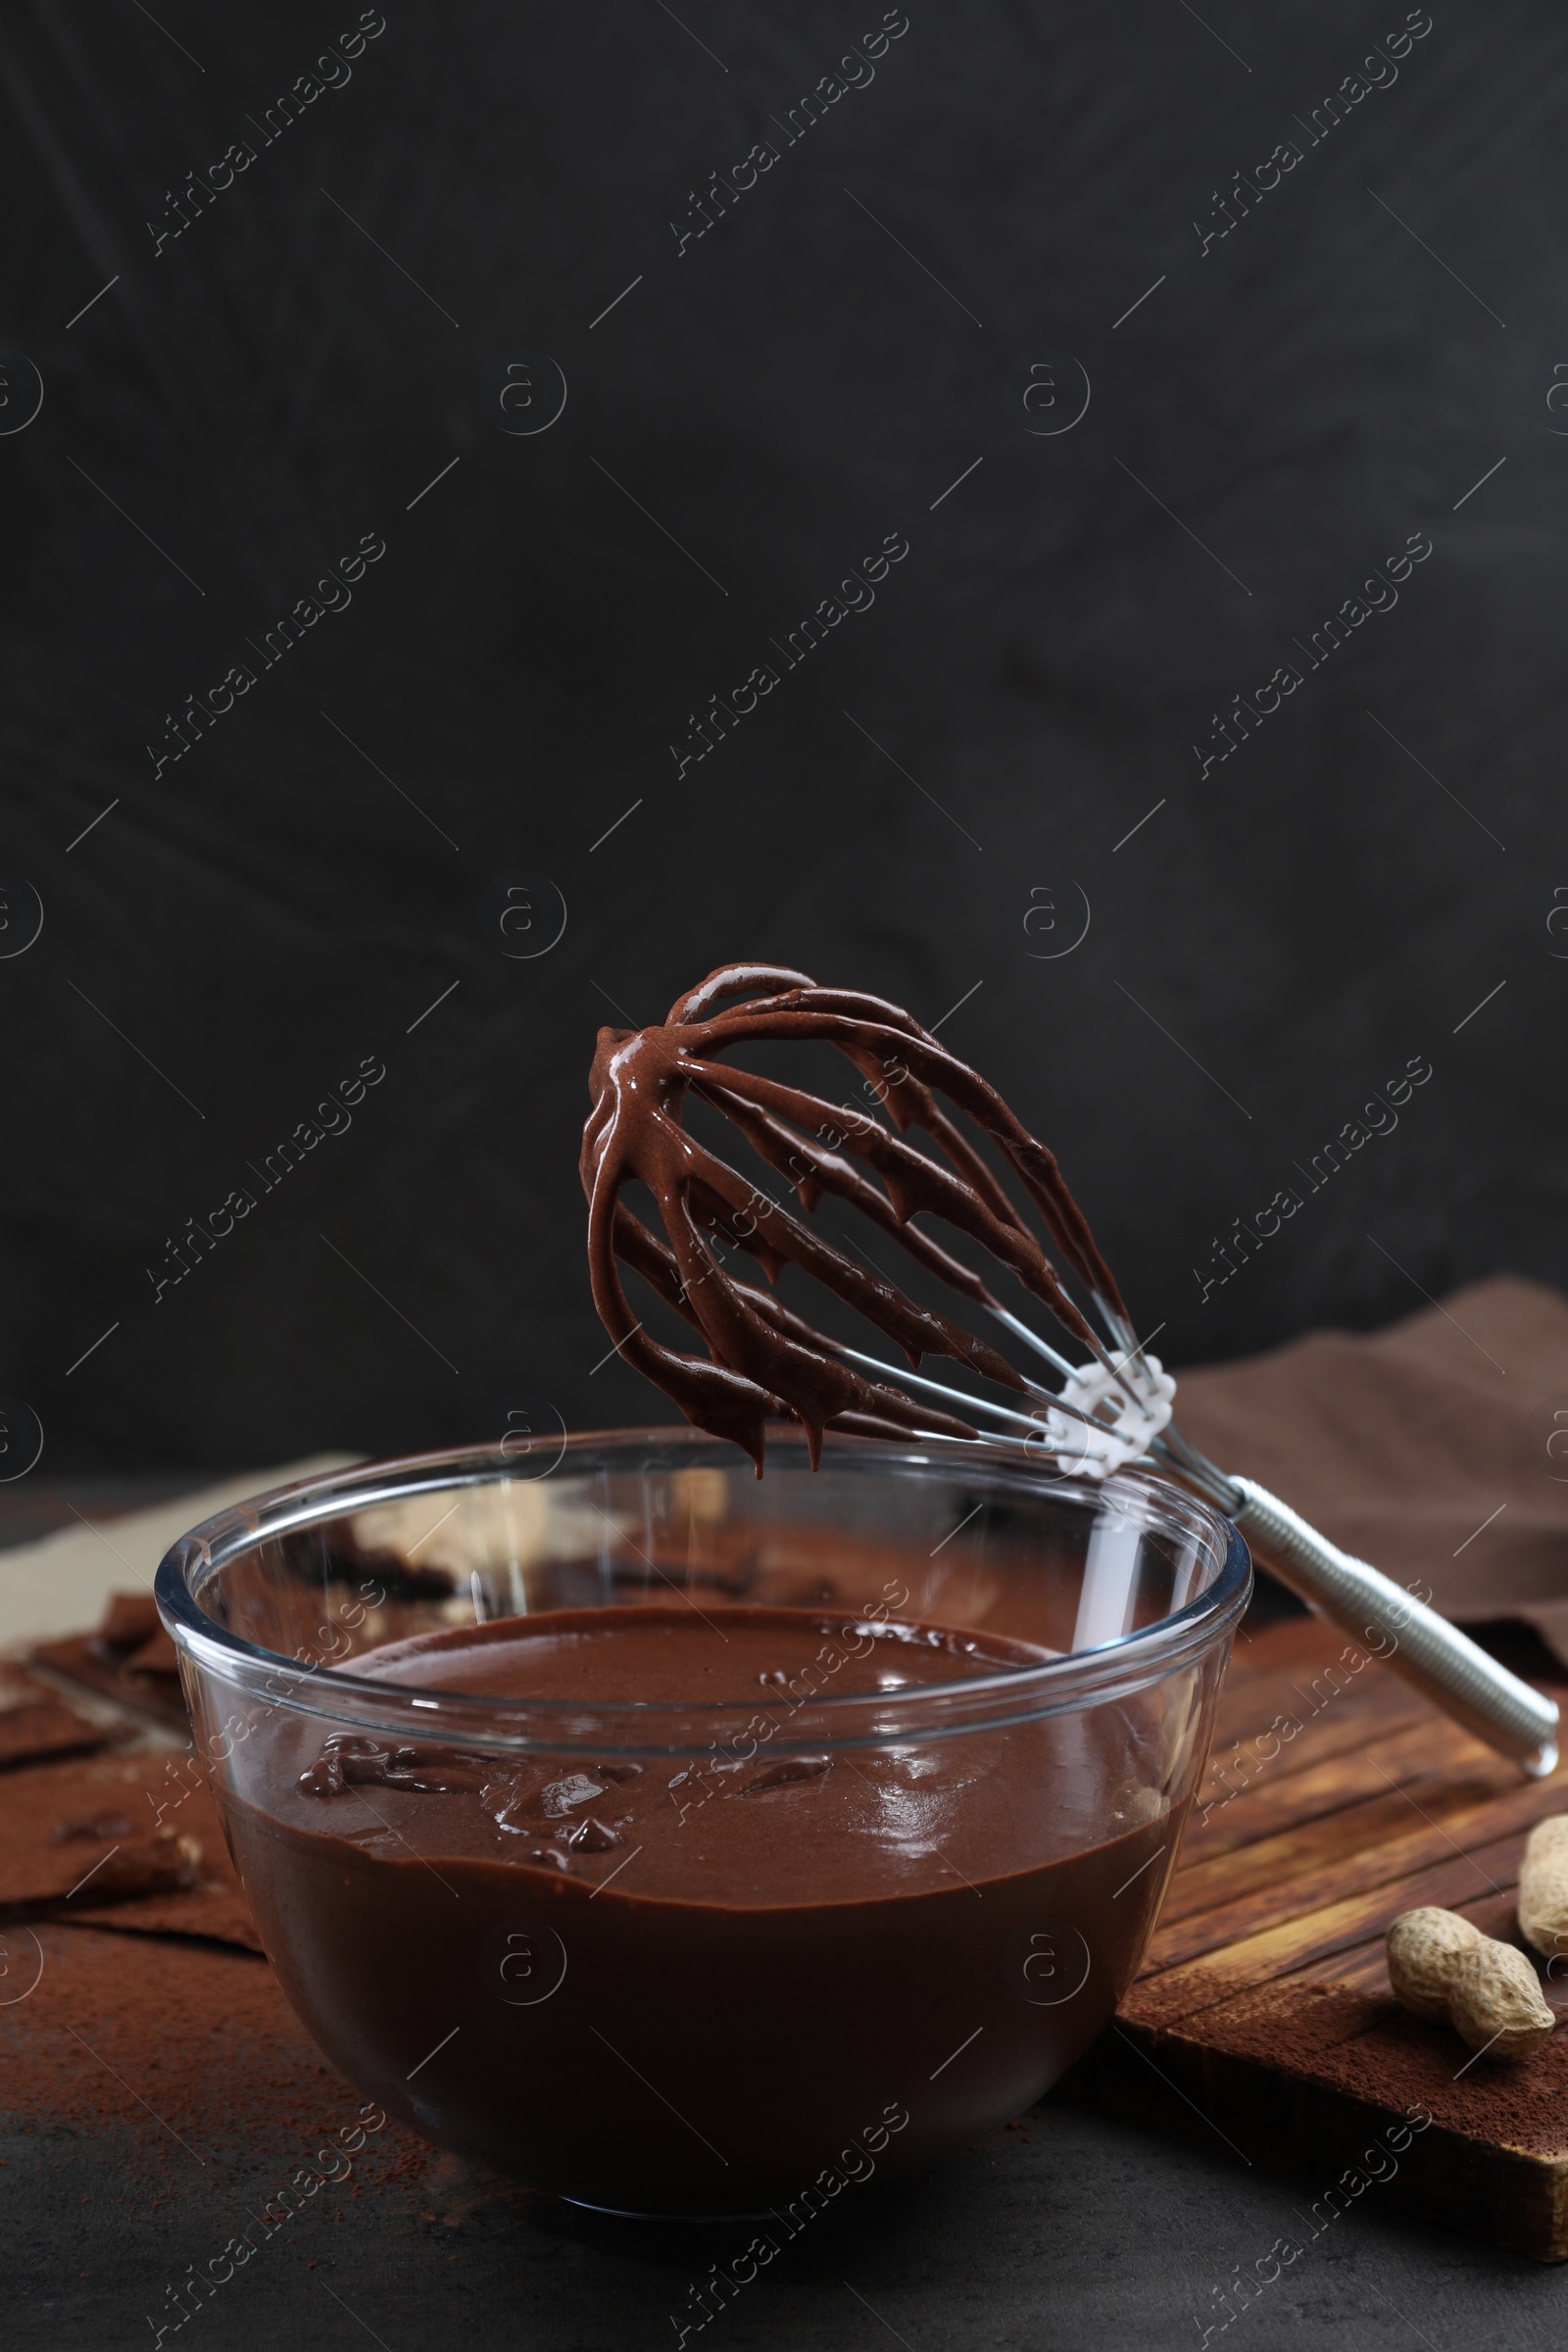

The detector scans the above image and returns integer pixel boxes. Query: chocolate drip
[582,963,1127,1472]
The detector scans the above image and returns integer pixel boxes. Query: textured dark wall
[2,1,1564,1470]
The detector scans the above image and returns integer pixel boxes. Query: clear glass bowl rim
[154,1427,1250,1752]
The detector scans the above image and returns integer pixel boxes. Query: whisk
[582,963,1558,1776]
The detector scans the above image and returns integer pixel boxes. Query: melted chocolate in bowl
[219,1604,1183,2215]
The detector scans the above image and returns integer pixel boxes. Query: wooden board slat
[1163,1726,1513,1922]
[1065,1615,1568,2261]
[1149,1774,1554,1972]
[1182,1713,1498,1863]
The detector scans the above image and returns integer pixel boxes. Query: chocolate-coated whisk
[583,964,1557,1777]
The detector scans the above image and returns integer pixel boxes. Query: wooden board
[1065,1614,1568,2262]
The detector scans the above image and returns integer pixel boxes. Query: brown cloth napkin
[1173,1275,1568,1661]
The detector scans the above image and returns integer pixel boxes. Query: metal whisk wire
[584,965,1559,1777]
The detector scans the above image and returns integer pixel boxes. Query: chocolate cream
[219,1602,1180,2214]
[581,962,1129,1471]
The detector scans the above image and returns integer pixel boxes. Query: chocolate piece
[72,1883,266,1954]
[0,1753,260,1951]
[218,1604,1179,2212]
[32,1588,190,1728]
[50,1832,203,1907]
[741,1752,830,1792]
[93,1592,162,1657]
[0,1696,115,1772]
[122,1623,181,1682]
[300,1736,492,1799]
[565,1817,623,1852]
[581,964,1125,1470]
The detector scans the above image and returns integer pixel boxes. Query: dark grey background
[3,0,1565,1471]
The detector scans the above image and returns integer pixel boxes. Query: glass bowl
[156,1428,1250,2217]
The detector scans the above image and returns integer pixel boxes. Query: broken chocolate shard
[92,1592,162,1659]
[539,1772,606,1818]
[741,1754,832,1793]
[57,1831,202,1908]
[32,1592,191,1729]
[300,1735,489,1798]
[567,1817,625,1853]
[0,1697,116,1772]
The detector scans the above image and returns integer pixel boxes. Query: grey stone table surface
[8,2092,1562,2352]
[4,1477,1564,2352]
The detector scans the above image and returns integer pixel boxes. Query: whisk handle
[1227,1475,1560,1777]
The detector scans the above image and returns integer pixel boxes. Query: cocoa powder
[1190,1974,1568,2156]
[0,1924,418,2166]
